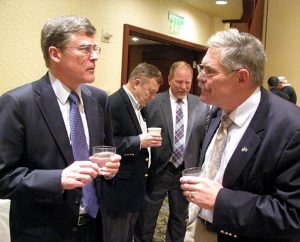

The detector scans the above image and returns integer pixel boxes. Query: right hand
[140,133,162,148]
[61,161,99,190]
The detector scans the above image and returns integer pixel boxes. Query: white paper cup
[148,127,162,135]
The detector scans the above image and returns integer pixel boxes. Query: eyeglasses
[197,64,219,81]
[64,44,101,55]
[197,64,240,81]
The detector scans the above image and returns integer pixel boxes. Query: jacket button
[145,158,149,161]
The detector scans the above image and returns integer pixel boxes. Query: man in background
[267,76,290,101]
[101,63,163,242]
[181,28,300,242]
[278,76,297,104]
[135,61,209,242]
[0,15,120,242]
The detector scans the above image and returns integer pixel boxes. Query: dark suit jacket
[200,87,300,241]
[102,87,149,213]
[146,91,209,175]
[270,87,290,101]
[0,74,113,241]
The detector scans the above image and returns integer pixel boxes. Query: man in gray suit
[135,61,210,242]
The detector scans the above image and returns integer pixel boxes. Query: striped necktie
[172,99,185,167]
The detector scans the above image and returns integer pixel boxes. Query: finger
[180,176,201,184]
[74,161,99,170]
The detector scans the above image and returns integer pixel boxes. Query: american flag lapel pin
[241,147,248,152]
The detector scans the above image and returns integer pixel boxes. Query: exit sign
[168,12,184,36]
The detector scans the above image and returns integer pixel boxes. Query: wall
[264,0,300,105]
[0,0,222,94]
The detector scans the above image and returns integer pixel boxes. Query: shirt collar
[123,85,142,110]
[169,88,188,105]
[226,87,261,128]
[49,71,82,105]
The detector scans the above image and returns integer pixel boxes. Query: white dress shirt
[49,71,90,215]
[200,87,261,223]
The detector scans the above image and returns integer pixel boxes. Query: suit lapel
[120,88,143,134]
[160,92,174,148]
[33,75,73,166]
[185,95,196,144]
[199,113,221,165]
[223,87,270,187]
[81,86,100,153]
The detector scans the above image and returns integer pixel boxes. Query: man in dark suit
[101,63,163,242]
[278,76,298,104]
[267,76,290,101]
[135,61,210,242]
[181,29,300,242]
[0,16,120,242]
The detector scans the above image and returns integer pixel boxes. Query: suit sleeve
[0,93,63,201]
[213,129,300,238]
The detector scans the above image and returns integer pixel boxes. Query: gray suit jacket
[146,90,209,174]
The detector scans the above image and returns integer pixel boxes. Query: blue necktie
[68,91,99,218]
[172,99,185,167]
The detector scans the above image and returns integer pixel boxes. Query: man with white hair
[278,76,297,104]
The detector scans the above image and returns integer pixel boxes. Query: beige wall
[0,0,223,94]
[1,0,299,105]
[264,0,300,105]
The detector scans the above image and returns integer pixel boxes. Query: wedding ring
[189,192,194,199]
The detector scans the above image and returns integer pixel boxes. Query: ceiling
[181,0,243,20]
[129,0,244,46]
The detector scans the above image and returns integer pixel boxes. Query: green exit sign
[168,12,184,36]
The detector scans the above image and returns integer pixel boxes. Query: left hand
[180,176,223,209]
[90,154,121,178]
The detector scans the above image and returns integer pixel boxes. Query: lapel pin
[241,147,248,152]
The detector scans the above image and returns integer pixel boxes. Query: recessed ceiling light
[131,37,139,42]
[216,0,228,5]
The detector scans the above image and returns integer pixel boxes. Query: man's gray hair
[278,76,288,84]
[207,28,266,85]
[41,15,96,67]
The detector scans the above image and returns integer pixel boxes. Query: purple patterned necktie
[68,91,99,218]
[172,99,185,167]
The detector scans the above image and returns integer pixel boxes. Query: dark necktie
[172,99,185,167]
[201,114,233,179]
[68,91,99,218]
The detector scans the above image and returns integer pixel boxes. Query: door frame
[121,24,207,85]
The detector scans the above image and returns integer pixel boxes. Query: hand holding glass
[92,146,116,169]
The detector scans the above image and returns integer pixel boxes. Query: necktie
[202,114,233,179]
[68,91,99,218]
[172,99,185,167]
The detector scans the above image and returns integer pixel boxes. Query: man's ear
[132,79,140,89]
[237,68,250,86]
[48,46,61,63]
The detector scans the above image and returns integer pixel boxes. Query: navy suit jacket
[0,74,113,241]
[201,87,300,241]
[102,87,149,213]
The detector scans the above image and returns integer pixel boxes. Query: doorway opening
[121,24,207,95]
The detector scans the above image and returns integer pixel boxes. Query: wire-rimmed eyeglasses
[197,64,240,81]
[64,44,101,55]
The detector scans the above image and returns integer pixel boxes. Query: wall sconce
[101,29,113,43]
